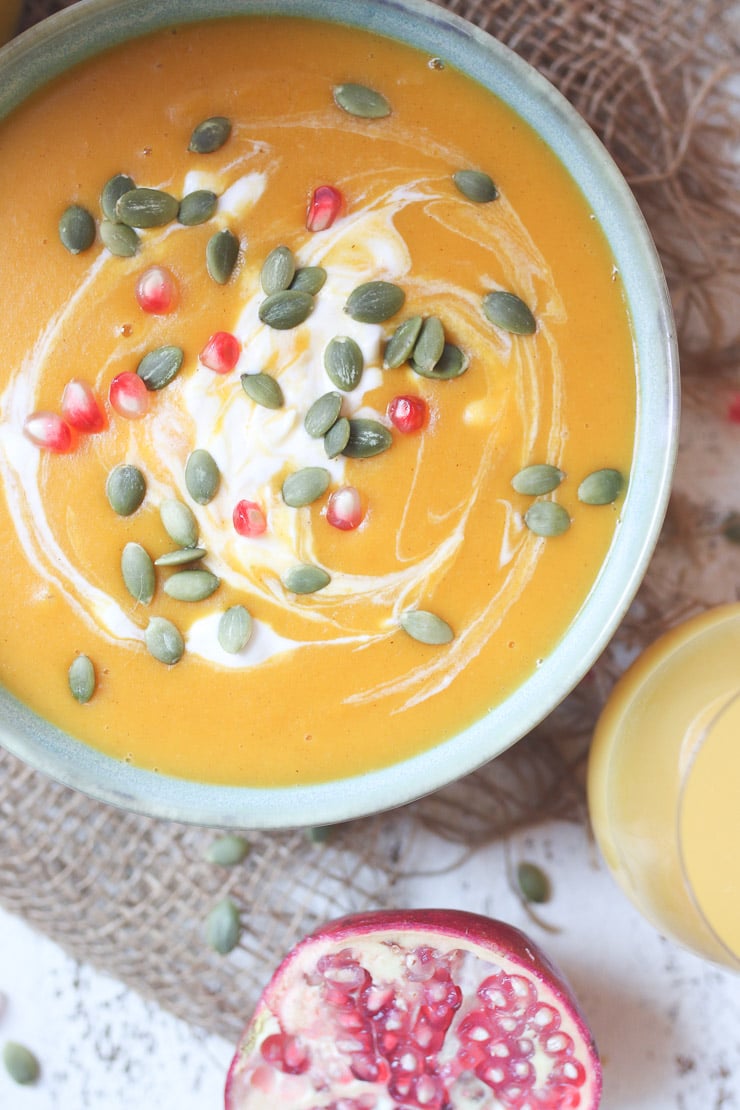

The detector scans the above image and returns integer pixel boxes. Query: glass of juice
[587,604,740,970]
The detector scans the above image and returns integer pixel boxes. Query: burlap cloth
[1,0,738,1043]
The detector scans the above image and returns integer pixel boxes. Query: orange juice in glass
[587,604,740,970]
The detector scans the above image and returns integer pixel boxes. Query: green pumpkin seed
[291,265,327,294]
[218,605,253,654]
[206,897,241,954]
[137,345,184,391]
[722,511,740,544]
[121,541,155,604]
[384,315,423,368]
[400,609,454,645]
[164,569,220,602]
[206,228,240,284]
[512,464,565,496]
[260,244,296,294]
[116,187,179,228]
[259,288,313,330]
[185,448,220,504]
[240,372,284,409]
[345,280,405,324]
[178,189,218,226]
[482,290,537,335]
[410,342,468,380]
[324,335,364,391]
[282,467,330,508]
[2,1042,40,1086]
[524,501,571,537]
[59,204,95,254]
[145,616,184,665]
[516,861,551,903]
[155,547,207,567]
[333,82,391,119]
[160,498,198,548]
[99,219,139,257]
[189,115,232,154]
[68,654,95,704]
[304,391,342,438]
[305,824,333,844]
[343,418,392,458]
[101,173,136,221]
[106,463,146,516]
[205,833,251,866]
[412,316,445,372]
[578,468,624,505]
[453,169,498,203]
[283,564,331,594]
[324,416,351,459]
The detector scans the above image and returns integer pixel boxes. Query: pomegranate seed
[60,379,106,433]
[388,394,427,433]
[135,264,178,314]
[200,330,241,374]
[326,486,363,531]
[260,1033,309,1075]
[23,411,73,453]
[307,184,343,231]
[109,371,150,419]
[233,499,267,537]
[727,393,740,422]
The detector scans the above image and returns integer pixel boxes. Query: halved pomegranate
[225,909,602,1109]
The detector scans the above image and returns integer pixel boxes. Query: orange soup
[0,16,635,786]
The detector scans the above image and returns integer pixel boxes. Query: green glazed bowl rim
[0,0,679,828]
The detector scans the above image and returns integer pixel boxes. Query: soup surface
[0,16,635,786]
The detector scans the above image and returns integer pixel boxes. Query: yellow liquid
[587,604,740,969]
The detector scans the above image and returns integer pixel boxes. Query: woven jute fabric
[2,0,738,1043]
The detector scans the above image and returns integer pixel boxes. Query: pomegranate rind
[225,908,602,1110]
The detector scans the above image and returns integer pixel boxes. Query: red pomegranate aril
[307,184,343,231]
[233,500,267,537]
[60,379,106,433]
[135,264,178,314]
[109,371,150,419]
[326,485,363,531]
[200,330,241,374]
[388,394,427,433]
[259,1033,309,1075]
[23,411,73,453]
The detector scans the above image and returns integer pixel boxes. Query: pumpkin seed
[240,372,284,409]
[722,511,740,544]
[59,204,95,254]
[100,172,136,221]
[155,547,207,567]
[400,609,454,645]
[99,219,139,257]
[282,467,330,508]
[345,280,405,324]
[2,1042,40,1086]
[160,498,198,548]
[137,345,184,391]
[218,605,253,654]
[291,265,327,294]
[384,315,423,368]
[512,464,565,496]
[410,342,468,380]
[453,169,498,203]
[324,335,364,391]
[121,541,155,604]
[283,564,331,594]
[68,654,95,704]
[106,463,146,516]
[333,82,391,119]
[178,189,218,226]
[524,501,571,537]
[145,616,184,665]
[205,833,251,866]
[343,418,392,458]
[304,391,342,438]
[206,228,240,284]
[482,290,537,335]
[305,825,333,844]
[516,861,551,903]
[324,416,351,459]
[412,315,445,372]
[578,468,624,505]
[185,448,220,504]
[189,115,232,154]
[206,897,241,954]
[164,569,220,602]
[259,288,313,330]
[260,244,296,294]
[116,187,179,228]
